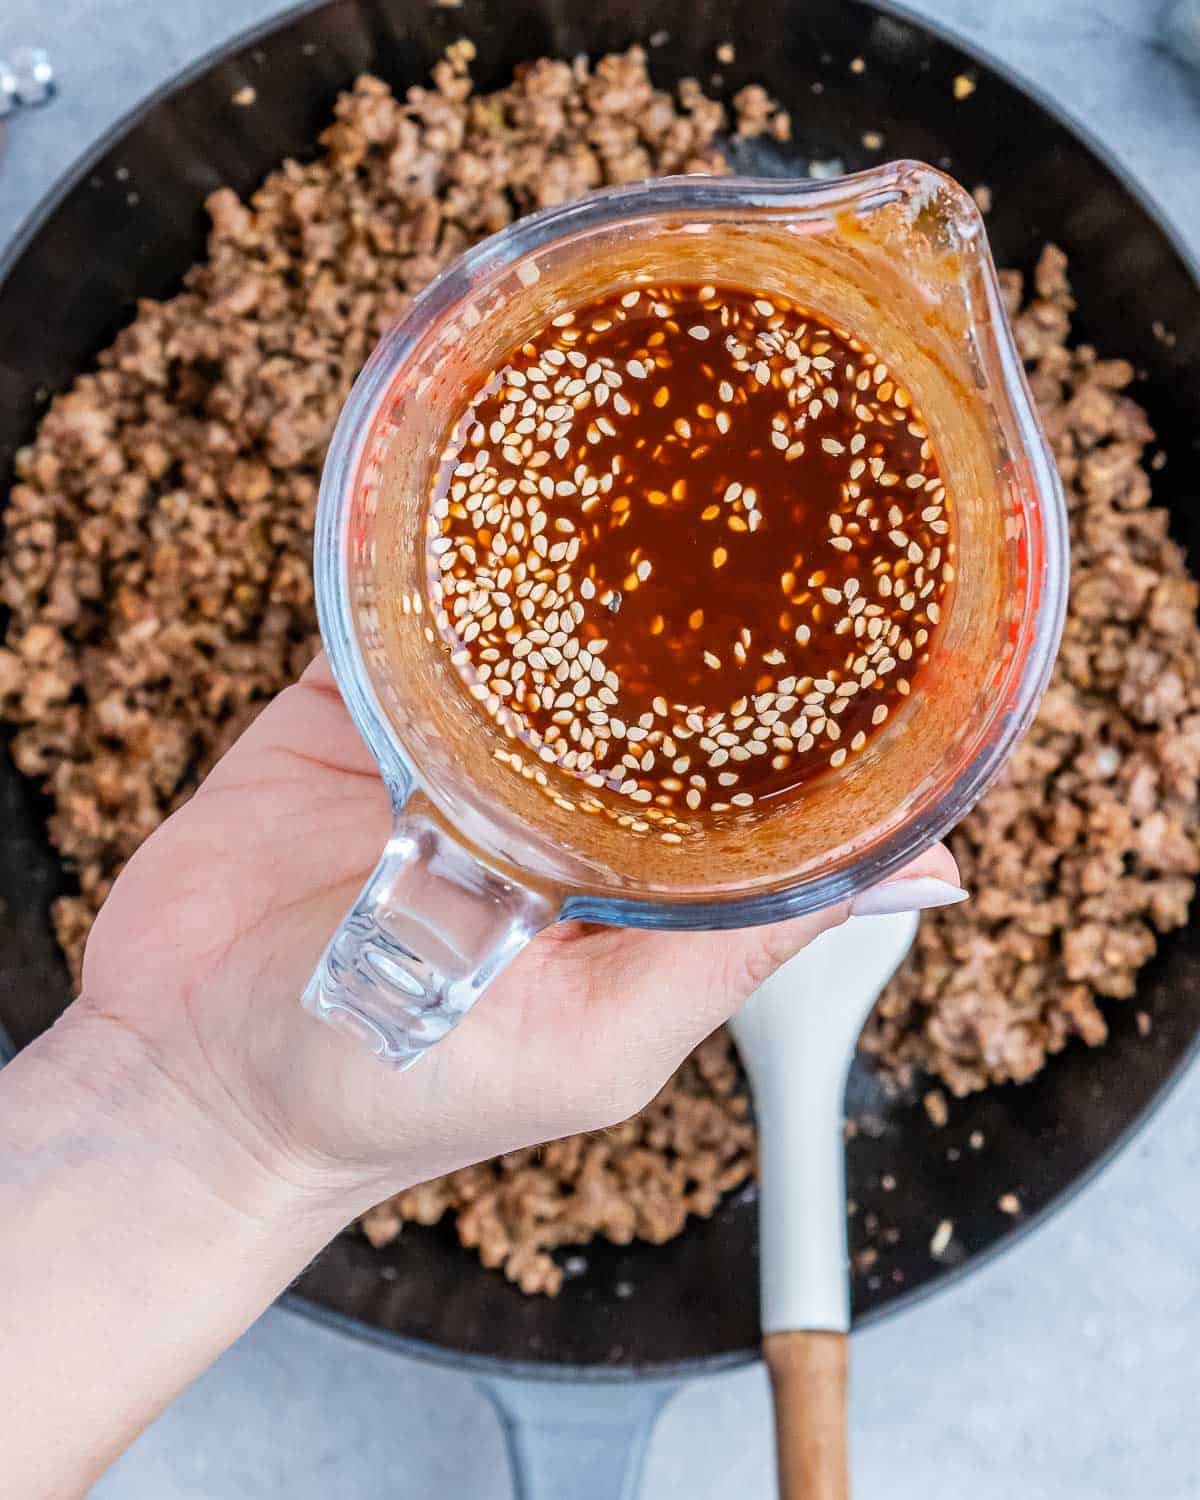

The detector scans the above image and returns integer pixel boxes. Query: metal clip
[0,47,55,120]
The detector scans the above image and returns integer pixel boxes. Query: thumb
[712,838,965,1017]
[617,840,965,1079]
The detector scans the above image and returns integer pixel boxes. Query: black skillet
[2,0,1199,1491]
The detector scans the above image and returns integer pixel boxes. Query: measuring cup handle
[301,800,553,1067]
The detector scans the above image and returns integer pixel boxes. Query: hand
[79,654,962,1214]
[5,657,962,1496]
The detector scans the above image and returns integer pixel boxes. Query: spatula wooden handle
[762,1329,849,1500]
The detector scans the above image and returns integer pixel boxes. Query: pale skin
[0,655,960,1497]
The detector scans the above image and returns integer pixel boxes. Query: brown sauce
[425,282,954,824]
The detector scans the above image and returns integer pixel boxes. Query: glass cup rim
[315,165,1069,930]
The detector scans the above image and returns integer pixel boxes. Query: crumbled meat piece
[922,1089,948,1128]
[359,1203,403,1249]
[862,247,1200,1095]
[731,84,792,141]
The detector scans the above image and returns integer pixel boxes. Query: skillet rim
[1,0,1198,1381]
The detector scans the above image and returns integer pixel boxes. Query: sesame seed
[428,279,949,823]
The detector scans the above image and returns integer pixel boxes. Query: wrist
[0,1001,371,1494]
[11,1000,367,1246]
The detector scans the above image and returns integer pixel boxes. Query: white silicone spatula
[729,910,919,1499]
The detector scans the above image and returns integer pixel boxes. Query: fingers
[299,651,338,693]
[729,841,963,997]
[846,841,965,917]
[202,653,380,794]
[599,840,964,1075]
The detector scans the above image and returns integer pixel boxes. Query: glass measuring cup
[303,162,1068,1066]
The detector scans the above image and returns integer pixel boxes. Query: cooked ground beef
[862,248,1200,1095]
[2,51,1195,1294]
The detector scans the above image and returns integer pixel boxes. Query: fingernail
[849,877,969,918]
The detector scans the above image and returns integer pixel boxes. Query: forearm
[0,1008,359,1498]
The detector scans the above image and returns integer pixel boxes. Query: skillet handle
[479,1375,678,1500]
[762,1330,849,1499]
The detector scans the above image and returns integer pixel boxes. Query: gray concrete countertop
[3,2,1200,1496]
